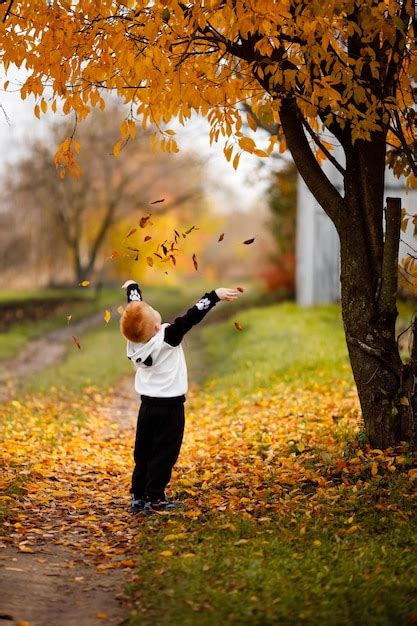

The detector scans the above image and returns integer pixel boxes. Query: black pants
[131,398,185,502]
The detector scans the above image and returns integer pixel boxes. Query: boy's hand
[215,287,242,301]
[121,280,136,289]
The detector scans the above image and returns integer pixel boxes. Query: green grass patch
[187,302,353,395]
[128,491,417,626]
[0,287,121,361]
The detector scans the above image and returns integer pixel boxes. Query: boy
[120,281,241,514]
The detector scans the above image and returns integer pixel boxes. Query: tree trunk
[339,197,416,448]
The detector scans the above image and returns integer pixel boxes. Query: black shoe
[143,500,180,515]
[130,496,145,513]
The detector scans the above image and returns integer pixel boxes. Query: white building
[296,150,417,306]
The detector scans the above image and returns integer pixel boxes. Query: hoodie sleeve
[164,291,220,347]
[126,282,142,303]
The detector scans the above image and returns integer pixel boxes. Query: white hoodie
[127,324,188,397]
[125,290,220,399]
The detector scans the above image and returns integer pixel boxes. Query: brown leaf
[150,198,165,205]
[218,233,225,242]
[146,256,154,267]
[243,238,255,245]
[144,235,152,242]
[139,214,152,228]
[125,228,137,239]
[236,287,244,293]
[192,253,198,271]
[72,335,81,349]
[234,322,243,331]
[66,314,72,324]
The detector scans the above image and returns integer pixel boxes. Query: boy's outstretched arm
[164,288,241,347]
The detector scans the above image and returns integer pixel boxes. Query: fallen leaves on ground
[0,382,416,571]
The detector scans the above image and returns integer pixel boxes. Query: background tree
[2,1,417,447]
[3,104,205,284]
[261,161,297,294]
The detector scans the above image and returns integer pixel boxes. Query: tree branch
[279,97,345,229]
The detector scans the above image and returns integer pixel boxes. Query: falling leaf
[243,238,255,245]
[192,253,198,271]
[234,322,243,331]
[117,306,124,315]
[95,613,108,620]
[150,198,165,205]
[127,246,140,261]
[66,314,72,324]
[218,233,225,242]
[104,310,111,325]
[185,225,197,235]
[236,287,244,293]
[125,228,137,239]
[146,256,154,267]
[72,335,81,349]
[139,214,152,227]
[108,250,119,260]
[79,280,90,287]
[144,235,152,242]
[162,244,168,256]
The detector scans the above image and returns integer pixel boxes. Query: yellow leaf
[79,280,90,287]
[41,98,47,113]
[18,545,34,553]
[371,461,378,476]
[232,152,241,170]
[238,136,256,153]
[117,305,124,315]
[95,613,108,619]
[113,141,121,157]
[164,532,187,542]
[160,550,173,557]
[104,310,111,325]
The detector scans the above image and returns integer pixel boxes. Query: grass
[186,301,353,394]
[128,496,416,626]
[0,287,121,361]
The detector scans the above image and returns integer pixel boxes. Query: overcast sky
[0,66,272,214]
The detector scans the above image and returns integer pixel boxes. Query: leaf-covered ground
[1,301,416,625]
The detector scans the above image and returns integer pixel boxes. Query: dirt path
[0,377,140,626]
[0,310,117,403]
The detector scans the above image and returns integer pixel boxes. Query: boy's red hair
[120,301,157,343]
